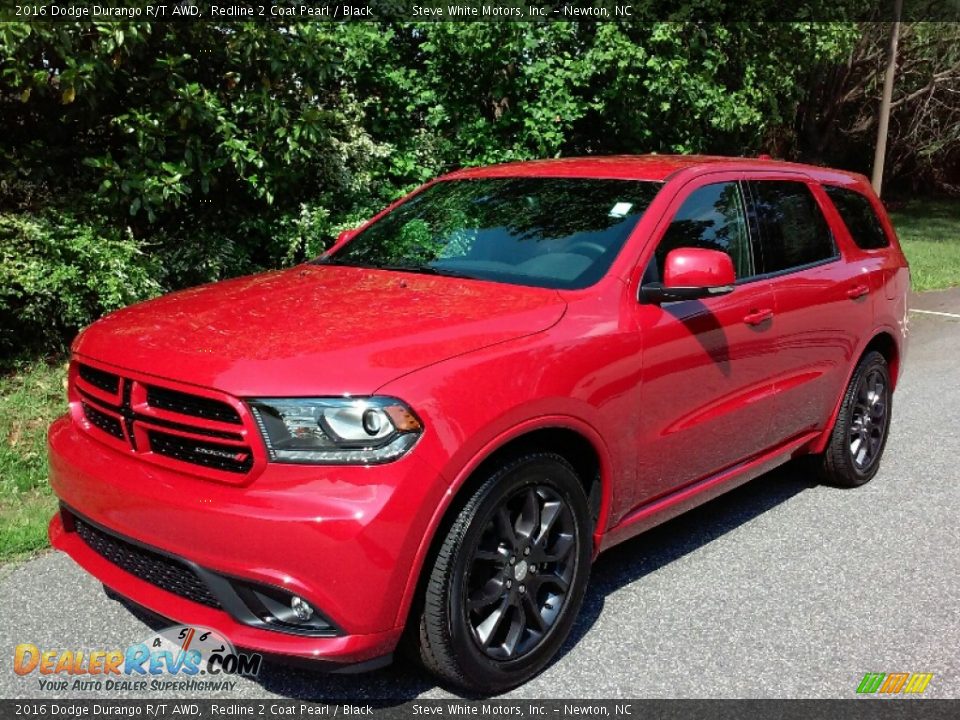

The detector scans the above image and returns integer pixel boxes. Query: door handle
[847,284,870,299]
[743,308,773,326]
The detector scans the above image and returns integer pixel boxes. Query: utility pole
[871,0,903,197]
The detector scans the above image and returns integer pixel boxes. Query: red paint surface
[662,248,736,289]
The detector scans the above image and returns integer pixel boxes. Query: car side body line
[600,430,820,550]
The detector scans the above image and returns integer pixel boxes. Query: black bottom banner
[2,700,958,720]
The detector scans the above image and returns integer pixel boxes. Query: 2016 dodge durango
[48,155,909,692]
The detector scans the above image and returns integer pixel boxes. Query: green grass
[890,199,960,292]
[0,360,66,561]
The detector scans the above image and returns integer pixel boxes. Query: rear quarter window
[823,185,890,250]
[749,180,837,274]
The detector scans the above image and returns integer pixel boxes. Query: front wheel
[816,350,893,487]
[417,453,592,693]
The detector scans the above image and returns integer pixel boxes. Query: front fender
[389,411,614,631]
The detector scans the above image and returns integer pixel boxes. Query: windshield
[319,178,662,290]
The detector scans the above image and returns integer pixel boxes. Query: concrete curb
[910,287,960,314]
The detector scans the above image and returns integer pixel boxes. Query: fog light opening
[229,580,338,637]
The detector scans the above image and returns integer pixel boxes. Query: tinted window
[749,181,836,273]
[322,178,662,290]
[654,182,753,280]
[824,185,889,250]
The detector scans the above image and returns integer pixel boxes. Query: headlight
[248,397,423,465]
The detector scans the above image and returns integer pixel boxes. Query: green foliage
[0,20,954,360]
[0,22,392,221]
[341,22,856,169]
[0,211,160,359]
[2,21,856,221]
[0,360,65,560]
[796,22,960,190]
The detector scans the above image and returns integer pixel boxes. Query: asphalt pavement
[1,298,957,700]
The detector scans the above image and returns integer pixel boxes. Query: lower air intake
[73,515,221,609]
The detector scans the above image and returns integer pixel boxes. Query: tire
[417,453,592,694]
[816,350,892,487]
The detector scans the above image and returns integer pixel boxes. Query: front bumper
[48,414,447,664]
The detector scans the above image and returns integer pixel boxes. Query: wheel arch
[393,417,612,634]
[862,330,901,388]
[809,328,901,455]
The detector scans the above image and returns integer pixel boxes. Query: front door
[632,176,780,504]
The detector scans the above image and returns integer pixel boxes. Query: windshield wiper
[313,258,479,280]
[378,263,479,280]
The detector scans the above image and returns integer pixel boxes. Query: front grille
[81,402,124,439]
[74,516,221,609]
[149,430,253,474]
[146,386,242,424]
[78,364,120,394]
[72,360,257,479]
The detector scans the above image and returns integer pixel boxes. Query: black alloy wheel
[417,453,592,693]
[465,483,577,660]
[849,366,890,471]
[817,350,892,487]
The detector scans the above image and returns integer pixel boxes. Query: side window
[654,182,753,280]
[823,185,890,250]
[749,180,837,273]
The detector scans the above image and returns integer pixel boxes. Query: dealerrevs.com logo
[13,625,261,693]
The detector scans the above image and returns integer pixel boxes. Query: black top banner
[3,0,959,23]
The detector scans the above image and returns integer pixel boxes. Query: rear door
[632,174,780,504]
[744,176,875,442]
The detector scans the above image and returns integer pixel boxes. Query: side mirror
[641,248,736,303]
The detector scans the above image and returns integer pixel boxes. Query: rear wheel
[417,453,592,693]
[817,350,892,487]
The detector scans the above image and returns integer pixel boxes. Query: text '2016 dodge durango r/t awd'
[48,155,909,692]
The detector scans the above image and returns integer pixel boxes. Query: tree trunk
[871,0,903,197]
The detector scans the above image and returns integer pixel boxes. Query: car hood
[73,265,567,396]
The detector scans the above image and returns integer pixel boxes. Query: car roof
[442,155,867,185]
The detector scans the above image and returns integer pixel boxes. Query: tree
[871,0,902,196]
[797,21,960,194]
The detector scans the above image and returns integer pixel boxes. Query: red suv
[48,156,909,692]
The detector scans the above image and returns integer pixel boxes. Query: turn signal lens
[384,404,423,432]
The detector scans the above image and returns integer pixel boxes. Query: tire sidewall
[841,353,893,485]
